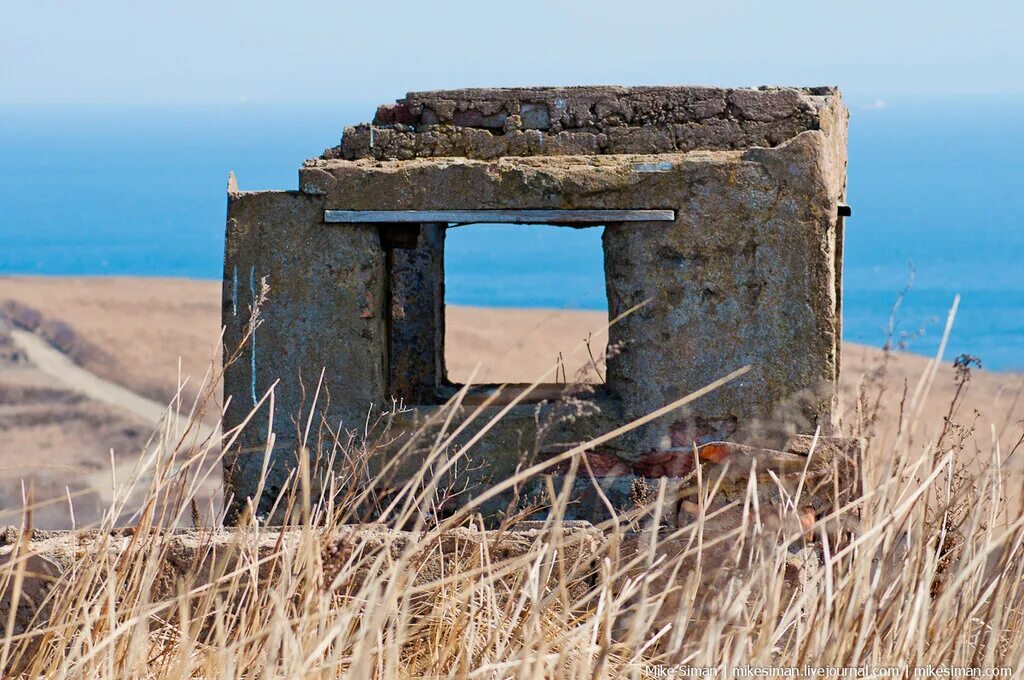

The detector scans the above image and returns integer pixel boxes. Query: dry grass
[2,312,1024,678]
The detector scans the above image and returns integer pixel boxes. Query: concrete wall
[223,191,387,517]
[223,86,849,521]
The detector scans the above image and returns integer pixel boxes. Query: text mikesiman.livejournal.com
[641,665,1014,678]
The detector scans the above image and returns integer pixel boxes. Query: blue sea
[1,98,1022,371]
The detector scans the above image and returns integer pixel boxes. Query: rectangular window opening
[442,223,610,396]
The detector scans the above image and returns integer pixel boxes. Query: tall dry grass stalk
[2,319,1023,678]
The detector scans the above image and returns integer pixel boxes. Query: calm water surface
[1,99,1021,369]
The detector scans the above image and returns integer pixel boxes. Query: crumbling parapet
[327,86,841,161]
[222,86,850,522]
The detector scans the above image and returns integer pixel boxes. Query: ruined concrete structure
[223,86,850,521]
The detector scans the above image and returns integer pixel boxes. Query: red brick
[634,450,696,477]
[546,449,630,478]
[698,442,732,464]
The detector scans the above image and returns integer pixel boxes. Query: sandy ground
[0,276,222,411]
[448,305,1024,452]
[2,275,1022,528]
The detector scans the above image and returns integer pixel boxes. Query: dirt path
[11,328,169,426]
[9,329,221,512]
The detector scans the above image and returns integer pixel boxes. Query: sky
[2,0,1023,106]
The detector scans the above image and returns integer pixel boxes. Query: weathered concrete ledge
[1,495,840,647]
[0,521,604,642]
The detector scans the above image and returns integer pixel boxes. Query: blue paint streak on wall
[249,266,257,406]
